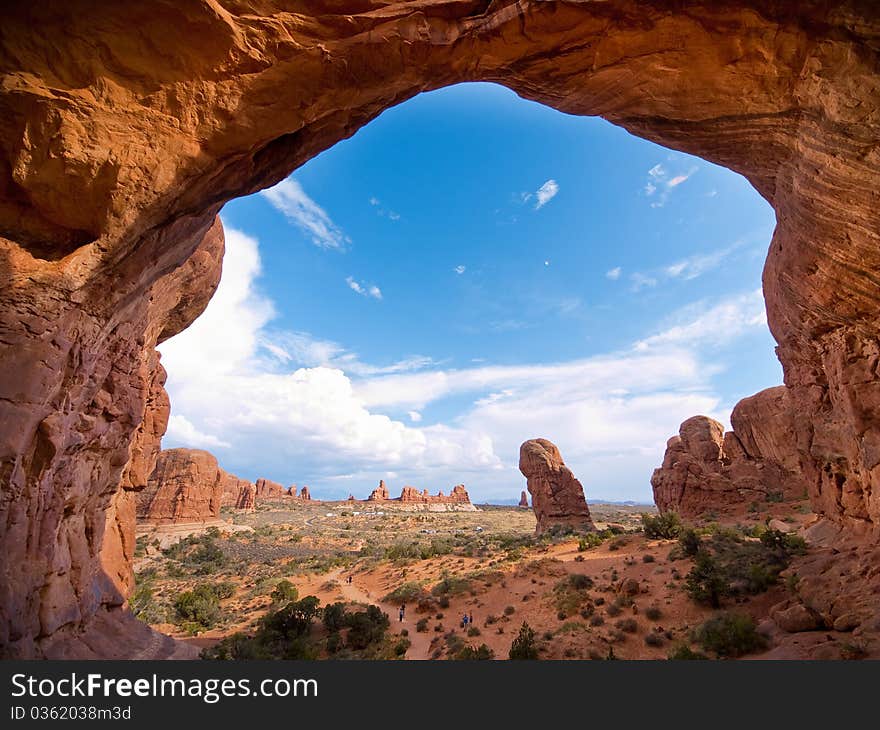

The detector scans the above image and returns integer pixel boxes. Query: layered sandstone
[255,478,284,501]
[220,471,256,512]
[1,1,879,657]
[519,491,529,508]
[398,485,471,504]
[519,439,594,535]
[137,449,223,524]
[651,387,804,519]
[368,480,390,501]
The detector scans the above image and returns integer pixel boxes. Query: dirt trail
[328,568,433,659]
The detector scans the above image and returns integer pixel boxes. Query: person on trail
[348,575,353,584]
[469,611,474,626]
[399,605,405,622]
[462,613,469,629]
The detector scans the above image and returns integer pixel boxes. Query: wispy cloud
[261,179,349,250]
[535,179,560,209]
[634,289,766,351]
[642,163,698,207]
[663,240,744,281]
[454,265,466,275]
[630,272,658,292]
[346,276,383,300]
[368,196,401,221]
[606,267,622,281]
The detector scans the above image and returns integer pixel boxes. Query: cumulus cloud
[535,179,560,209]
[261,179,349,250]
[159,223,769,502]
[606,266,622,281]
[346,276,383,300]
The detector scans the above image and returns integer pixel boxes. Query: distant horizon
[159,82,781,504]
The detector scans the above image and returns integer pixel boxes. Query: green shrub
[503,605,515,616]
[508,622,539,660]
[642,554,655,563]
[678,528,701,557]
[467,626,481,637]
[644,605,663,621]
[345,605,390,650]
[578,533,603,551]
[693,613,766,658]
[431,575,473,597]
[393,638,411,656]
[326,632,342,654]
[616,618,638,633]
[416,618,429,632]
[270,579,299,605]
[645,632,664,647]
[454,643,495,660]
[382,582,426,604]
[668,644,708,660]
[322,602,347,633]
[262,595,321,638]
[173,585,220,629]
[642,512,682,539]
[685,552,728,608]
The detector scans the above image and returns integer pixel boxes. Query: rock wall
[299,486,312,501]
[398,485,471,504]
[255,478,284,501]
[368,480,390,501]
[652,387,805,519]
[137,448,223,524]
[1,0,879,656]
[519,439,594,535]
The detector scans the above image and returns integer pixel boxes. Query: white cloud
[634,289,767,351]
[630,272,658,292]
[642,163,698,207]
[663,241,742,281]
[454,265,466,275]
[159,222,771,502]
[368,196,400,221]
[606,266,622,281]
[261,179,349,250]
[535,179,560,209]
[165,414,231,449]
[346,276,382,300]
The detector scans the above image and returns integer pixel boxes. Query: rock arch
[1,1,878,657]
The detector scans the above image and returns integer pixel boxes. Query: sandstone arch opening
[1,2,878,659]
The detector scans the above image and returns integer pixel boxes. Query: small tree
[509,621,539,660]
[270,579,299,605]
[322,602,347,633]
[685,552,727,608]
[678,528,701,557]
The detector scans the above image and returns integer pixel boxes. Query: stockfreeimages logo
[10,673,317,705]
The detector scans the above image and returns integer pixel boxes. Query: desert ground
[129,495,865,660]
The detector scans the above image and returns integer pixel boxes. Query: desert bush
[345,605,390,651]
[590,614,605,627]
[270,579,298,605]
[678,528,701,557]
[685,552,728,608]
[454,643,495,660]
[393,638,411,657]
[508,622,539,660]
[606,602,623,617]
[322,602,347,633]
[642,512,682,539]
[645,632,664,647]
[667,644,708,660]
[431,575,472,597]
[326,632,342,654]
[503,605,516,616]
[616,618,638,633]
[693,613,766,658]
[644,605,663,621]
[416,618,429,632]
[578,533,604,551]
[642,554,655,563]
[467,626,481,637]
[173,585,220,629]
[382,582,426,604]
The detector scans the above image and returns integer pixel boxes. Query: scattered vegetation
[641,512,682,539]
[508,622,539,660]
[693,613,766,658]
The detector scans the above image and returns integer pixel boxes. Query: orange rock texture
[137,448,224,524]
[652,387,805,519]
[1,1,879,656]
[519,439,594,535]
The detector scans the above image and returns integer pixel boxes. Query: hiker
[348,575,353,584]
[399,604,405,622]
[469,611,474,626]
[462,613,469,629]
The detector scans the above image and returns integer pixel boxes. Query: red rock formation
[368,480,390,501]
[299,486,312,501]
[136,449,223,524]
[2,1,879,657]
[255,478,284,501]
[220,470,255,512]
[287,485,298,497]
[397,485,471,504]
[519,491,530,508]
[651,387,804,519]
[519,439,594,535]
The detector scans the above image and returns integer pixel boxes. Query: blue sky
[158,82,780,503]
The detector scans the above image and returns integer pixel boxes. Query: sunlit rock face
[652,387,805,519]
[1,1,879,656]
[520,439,594,535]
